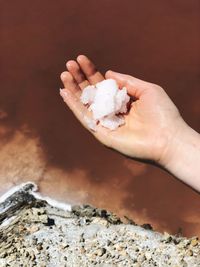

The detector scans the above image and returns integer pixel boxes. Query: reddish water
[0,0,200,237]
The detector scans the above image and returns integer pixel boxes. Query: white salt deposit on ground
[0,182,71,212]
[32,192,71,211]
[0,182,38,204]
[80,79,130,131]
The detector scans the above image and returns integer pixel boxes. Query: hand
[60,55,184,165]
[60,55,200,192]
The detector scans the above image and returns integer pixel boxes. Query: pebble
[190,237,198,247]
[97,248,107,257]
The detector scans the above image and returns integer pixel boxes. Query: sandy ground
[1,183,200,267]
[0,0,200,237]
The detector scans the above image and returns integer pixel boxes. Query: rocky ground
[0,183,200,267]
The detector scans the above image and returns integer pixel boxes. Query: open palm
[60,55,182,164]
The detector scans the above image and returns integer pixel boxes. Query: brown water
[0,0,200,237]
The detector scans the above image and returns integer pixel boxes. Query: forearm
[162,120,200,192]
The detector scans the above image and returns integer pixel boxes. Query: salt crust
[81,79,130,131]
[0,182,71,212]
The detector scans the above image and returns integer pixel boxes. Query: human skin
[60,55,200,192]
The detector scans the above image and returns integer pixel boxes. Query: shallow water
[0,0,200,237]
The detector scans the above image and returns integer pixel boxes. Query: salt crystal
[83,116,97,131]
[100,115,125,130]
[80,79,130,130]
[90,79,118,119]
[80,85,96,105]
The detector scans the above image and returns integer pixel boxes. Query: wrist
[158,118,192,169]
[158,118,200,190]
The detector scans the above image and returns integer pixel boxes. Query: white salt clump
[83,116,97,131]
[80,79,130,130]
[100,115,125,131]
[115,88,130,113]
[90,79,118,120]
[80,85,96,105]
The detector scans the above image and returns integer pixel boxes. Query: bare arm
[60,55,200,192]
[161,120,200,191]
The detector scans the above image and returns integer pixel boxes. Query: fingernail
[60,73,66,80]
[77,54,85,61]
[66,61,73,68]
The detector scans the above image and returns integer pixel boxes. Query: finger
[77,55,104,85]
[60,88,92,129]
[66,60,90,90]
[60,71,81,96]
[105,70,151,98]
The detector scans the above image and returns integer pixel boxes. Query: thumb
[105,70,150,98]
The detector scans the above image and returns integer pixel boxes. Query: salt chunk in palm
[90,79,118,119]
[80,79,130,130]
[100,115,125,130]
[83,116,97,131]
[80,85,96,105]
[115,87,130,113]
